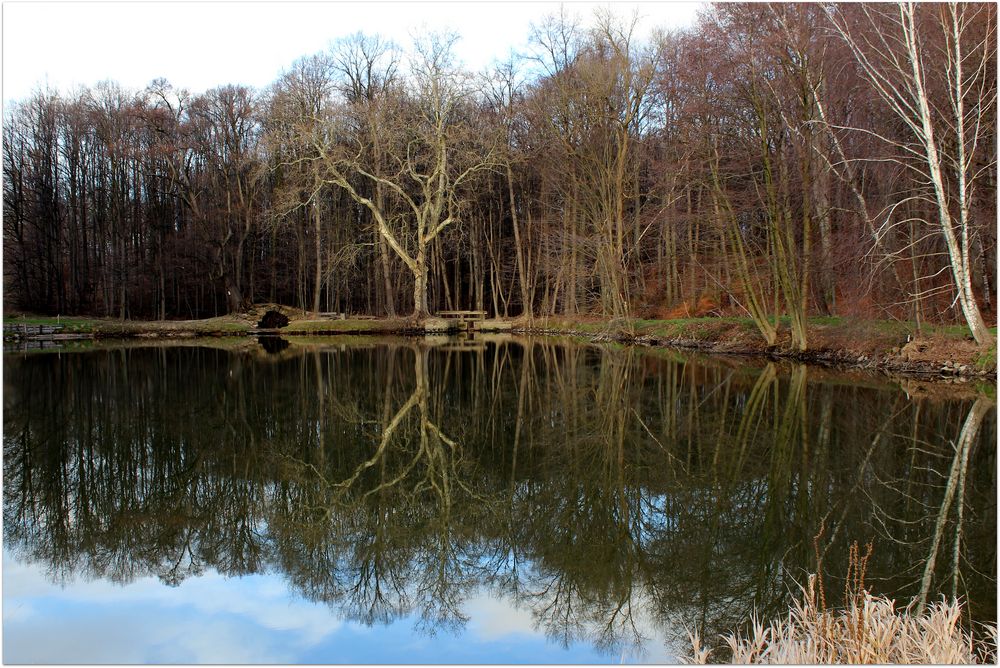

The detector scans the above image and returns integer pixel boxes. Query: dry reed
[687,575,996,664]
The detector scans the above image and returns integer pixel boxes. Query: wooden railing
[4,323,64,339]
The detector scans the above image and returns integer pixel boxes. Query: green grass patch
[168,321,250,333]
[4,315,102,332]
[974,345,996,371]
[808,315,844,326]
[284,318,407,333]
[972,381,996,400]
[566,322,607,333]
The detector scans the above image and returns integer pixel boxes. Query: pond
[3,336,996,663]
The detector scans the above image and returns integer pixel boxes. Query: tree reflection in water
[3,339,995,657]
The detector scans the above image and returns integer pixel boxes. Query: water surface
[3,337,996,663]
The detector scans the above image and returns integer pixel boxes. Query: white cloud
[6,609,286,663]
[463,593,540,641]
[462,582,687,662]
[2,556,344,663]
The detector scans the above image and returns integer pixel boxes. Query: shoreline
[4,312,997,383]
[520,323,997,382]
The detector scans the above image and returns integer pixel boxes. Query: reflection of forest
[3,340,996,655]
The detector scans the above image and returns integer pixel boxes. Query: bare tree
[267,53,337,314]
[316,32,497,319]
[331,33,402,316]
[829,2,996,345]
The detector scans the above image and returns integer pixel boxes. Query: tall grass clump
[688,543,996,664]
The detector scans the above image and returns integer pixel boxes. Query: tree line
[4,3,996,344]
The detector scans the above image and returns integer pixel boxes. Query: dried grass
[687,541,995,664]
[687,576,996,664]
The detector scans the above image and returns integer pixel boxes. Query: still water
[3,336,996,663]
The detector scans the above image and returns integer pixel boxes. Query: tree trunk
[412,247,429,319]
[225,273,243,314]
[380,236,396,317]
[313,201,322,315]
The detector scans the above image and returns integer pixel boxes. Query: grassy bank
[522,315,998,379]
[5,310,996,380]
[1,312,412,337]
[3,314,250,336]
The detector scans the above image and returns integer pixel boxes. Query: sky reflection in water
[3,551,675,663]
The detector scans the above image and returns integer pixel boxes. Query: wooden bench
[437,310,486,321]
[436,310,487,330]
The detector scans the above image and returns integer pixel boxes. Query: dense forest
[3,3,996,345]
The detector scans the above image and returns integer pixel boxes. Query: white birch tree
[829,2,996,345]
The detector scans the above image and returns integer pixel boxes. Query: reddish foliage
[662,295,721,319]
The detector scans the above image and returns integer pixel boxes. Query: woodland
[3,2,996,348]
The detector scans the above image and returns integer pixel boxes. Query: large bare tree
[316,32,497,319]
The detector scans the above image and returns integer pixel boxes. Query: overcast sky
[2,1,703,103]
